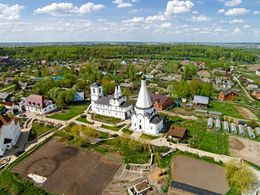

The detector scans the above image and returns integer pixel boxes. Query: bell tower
[90,82,103,104]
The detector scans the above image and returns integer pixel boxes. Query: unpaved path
[236,106,258,120]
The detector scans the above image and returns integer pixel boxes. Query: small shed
[223,121,229,132]
[247,126,255,139]
[193,95,209,108]
[238,125,245,136]
[207,118,213,129]
[231,123,237,134]
[215,119,221,130]
[167,126,188,140]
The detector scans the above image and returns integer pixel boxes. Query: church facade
[90,83,133,120]
[131,78,163,135]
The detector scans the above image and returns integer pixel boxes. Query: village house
[19,94,57,115]
[247,84,259,91]
[167,126,188,141]
[251,89,260,100]
[219,89,238,101]
[193,95,209,108]
[90,83,133,120]
[150,94,174,111]
[224,72,232,80]
[0,114,21,156]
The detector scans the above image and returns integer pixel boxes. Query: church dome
[135,78,153,109]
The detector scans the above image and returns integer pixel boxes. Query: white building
[0,114,21,156]
[90,83,133,120]
[20,94,57,115]
[131,78,163,135]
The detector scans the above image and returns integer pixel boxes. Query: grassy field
[28,121,55,141]
[140,134,160,140]
[76,115,94,124]
[0,170,50,195]
[48,102,88,120]
[209,101,242,119]
[170,117,229,155]
[57,124,150,164]
[101,124,125,131]
[163,60,180,73]
[92,114,122,124]
[122,128,134,136]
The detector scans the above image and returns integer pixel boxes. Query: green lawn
[92,114,122,124]
[140,134,160,140]
[101,124,125,131]
[163,60,181,73]
[0,170,50,195]
[170,117,229,155]
[209,101,242,119]
[122,128,134,136]
[28,121,55,141]
[48,102,88,120]
[76,115,94,124]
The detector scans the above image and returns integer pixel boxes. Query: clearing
[209,101,242,118]
[12,139,122,195]
[236,106,258,120]
[229,136,260,166]
[171,155,229,194]
[48,102,88,120]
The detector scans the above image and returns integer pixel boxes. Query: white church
[90,77,163,135]
[90,83,133,120]
[131,78,163,135]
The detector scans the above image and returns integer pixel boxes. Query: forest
[0,44,258,63]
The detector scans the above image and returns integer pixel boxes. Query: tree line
[0,44,257,63]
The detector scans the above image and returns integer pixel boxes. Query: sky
[0,0,259,42]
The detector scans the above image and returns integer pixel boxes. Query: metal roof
[238,125,245,136]
[223,121,229,131]
[247,126,255,138]
[207,118,213,128]
[193,95,209,105]
[231,123,237,134]
[215,119,221,129]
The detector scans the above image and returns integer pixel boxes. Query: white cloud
[233,27,241,33]
[0,3,24,21]
[161,22,172,29]
[243,24,250,28]
[34,2,104,16]
[192,15,210,22]
[192,11,198,14]
[224,8,249,16]
[214,27,227,32]
[146,14,167,22]
[113,0,132,8]
[253,11,259,15]
[225,0,242,7]
[165,0,194,15]
[218,9,225,14]
[229,19,244,24]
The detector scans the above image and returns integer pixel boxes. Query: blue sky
[0,0,259,42]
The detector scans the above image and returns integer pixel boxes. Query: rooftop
[193,95,209,105]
